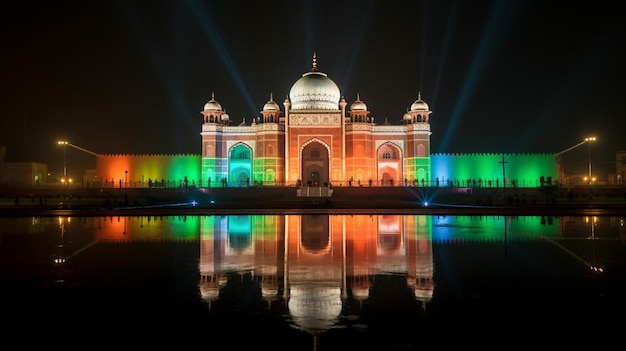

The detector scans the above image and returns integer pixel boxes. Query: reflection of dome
[288,286,342,334]
[289,53,341,110]
[407,276,433,303]
[261,286,279,297]
[203,92,223,111]
[410,92,429,111]
[351,287,369,300]
[200,285,220,302]
[261,275,279,298]
[199,274,228,303]
[415,287,433,302]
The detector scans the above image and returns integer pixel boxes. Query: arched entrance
[301,141,329,186]
[229,143,252,186]
[377,143,402,186]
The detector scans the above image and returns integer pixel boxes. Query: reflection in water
[1,214,625,347]
[195,214,578,342]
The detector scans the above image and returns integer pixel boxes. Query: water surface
[1,214,624,348]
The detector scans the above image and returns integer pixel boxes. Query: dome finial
[356,92,360,101]
[212,91,215,100]
[312,52,318,71]
[418,91,421,100]
[269,92,274,101]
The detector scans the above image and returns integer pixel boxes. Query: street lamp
[556,136,598,187]
[585,137,596,185]
[57,141,68,177]
[56,140,99,184]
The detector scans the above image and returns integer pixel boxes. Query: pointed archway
[229,143,252,186]
[377,142,402,186]
[301,140,329,186]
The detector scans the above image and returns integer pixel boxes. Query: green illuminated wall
[430,153,558,188]
[229,144,252,186]
[97,152,559,189]
[405,157,431,184]
[97,154,201,187]
[253,157,279,184]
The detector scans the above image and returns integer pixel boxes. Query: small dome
[403,111,412,120]
[203,92,223,111]
[410,92,429,111]
[263,93,281,111]
[350,93,367,111]
[289,53,341,110]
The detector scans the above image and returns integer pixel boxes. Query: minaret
[404,91,432,185]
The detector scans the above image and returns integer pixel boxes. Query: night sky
[1,0,624,180]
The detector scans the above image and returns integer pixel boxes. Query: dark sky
[1,0,625,179]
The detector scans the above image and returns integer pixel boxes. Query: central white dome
[289,54,341,110]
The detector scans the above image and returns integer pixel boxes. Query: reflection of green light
[124,216,200,240]
[200,216,220,240]
[251,215,280,237]
[432,215,561,241]
[404,215,433,240]
[228,215,252,250]
[169,216,200,239]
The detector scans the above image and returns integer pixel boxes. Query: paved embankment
[1,185,625,216]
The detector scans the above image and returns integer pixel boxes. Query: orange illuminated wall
[96,154,201,187]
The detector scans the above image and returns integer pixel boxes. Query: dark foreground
[1,213,624,349]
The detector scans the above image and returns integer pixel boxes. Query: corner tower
[402,92,432,185]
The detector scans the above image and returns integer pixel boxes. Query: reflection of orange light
[94,216,127,241]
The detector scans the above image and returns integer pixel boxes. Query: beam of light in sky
[419,0,429,94]
[512,29,614,152]
[119,2,197,152]
[304,0,314,66]
[426,0,460,111]
[169,3,196,150]
[334,2,377,97]
[186,1,257,119]
[438,1,513,152]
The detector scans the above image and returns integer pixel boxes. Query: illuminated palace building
[97,55,558,188]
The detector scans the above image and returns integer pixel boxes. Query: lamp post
[57,141,68,178]
[56,140,99,186]
[556,136,598,187]
[585,137,596,185]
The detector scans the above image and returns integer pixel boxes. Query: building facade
[95,55,558,189]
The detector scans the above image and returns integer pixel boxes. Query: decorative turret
[349,93,371,123]
[404,92,431,124]
[201,92,230,125]
[260,93,281,123]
